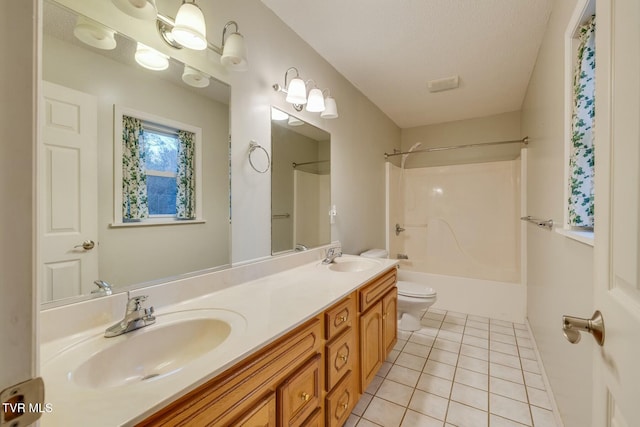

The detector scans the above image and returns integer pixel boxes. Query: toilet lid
[397,281,436,298]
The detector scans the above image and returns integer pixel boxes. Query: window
[561,0,595,245]
[113,106,202,226]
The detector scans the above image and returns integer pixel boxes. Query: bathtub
[397,268,526,323]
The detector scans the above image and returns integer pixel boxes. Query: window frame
[560,0,596,246]
[112,105,204,227]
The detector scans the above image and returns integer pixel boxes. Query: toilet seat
[397,281,436,298]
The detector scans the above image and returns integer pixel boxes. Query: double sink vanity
[40,249,398,426]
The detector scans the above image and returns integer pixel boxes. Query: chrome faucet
[322,246,343,264]
[92,280,113,296]
[104,294,155,338]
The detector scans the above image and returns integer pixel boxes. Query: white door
[592,0,640,425]
[39,82,98,302]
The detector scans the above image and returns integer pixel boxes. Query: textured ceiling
[261,0,553,128]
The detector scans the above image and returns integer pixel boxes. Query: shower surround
[387,159,525,321]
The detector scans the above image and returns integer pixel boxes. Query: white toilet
[361,249,437,331]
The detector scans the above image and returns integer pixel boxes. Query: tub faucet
[322,246,343,264]
[104,294,155,338]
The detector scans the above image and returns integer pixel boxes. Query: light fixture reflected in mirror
[273,68,338,119]
[182,65,210,87]
[271,107,289,121]
[73,16,117,50]
[112,0,158,20]
[288,116,304,126]
[172,0,207,50]
[134,42,169,70]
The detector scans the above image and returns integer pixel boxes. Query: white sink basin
[46,309,245,389]
[327,257,380,272]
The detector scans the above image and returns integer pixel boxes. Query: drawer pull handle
[338,315,347,323]
[383,312,388,320]
[301,392,310,402]
[338,353,348,362]
[341,403,348,409]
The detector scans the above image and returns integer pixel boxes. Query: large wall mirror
[40,0,231,304]
[271,107,331,254]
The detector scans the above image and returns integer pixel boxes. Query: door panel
[594,0,640,425]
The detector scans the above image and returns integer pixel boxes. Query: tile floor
[345,308,559,427]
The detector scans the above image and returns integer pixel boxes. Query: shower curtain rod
[384,137,529,159]
[292,160,330,168]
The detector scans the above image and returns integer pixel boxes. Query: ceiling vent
[427,75,460,93]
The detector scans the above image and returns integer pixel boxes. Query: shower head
[401,142,423,168]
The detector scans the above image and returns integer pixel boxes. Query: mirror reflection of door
[39,82,99,302]
[271,108,331,254]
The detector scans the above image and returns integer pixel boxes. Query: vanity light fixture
[273,68,338,119]
[305,83,325,113]
[156,17,249,71]
[172,0,207,50]
[134,42,169,71]
[182,65,210,88]
[73,16,117,50]
[112,0,158,20]
[321,90,339,119]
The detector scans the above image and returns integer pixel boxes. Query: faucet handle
[127,295,148,312]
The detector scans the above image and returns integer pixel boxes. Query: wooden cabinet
[137,267,397,427]
[136,318,322,426]
[358,268,398,392]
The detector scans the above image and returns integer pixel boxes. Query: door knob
[74,240,95,250]
[562,310,605,346]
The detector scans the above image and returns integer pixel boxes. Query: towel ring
[248,141,270,173]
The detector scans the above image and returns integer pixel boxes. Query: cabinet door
[232,392,277,426]
[359,302,383,392]
[382,287,398,357]
[278,354,321,427]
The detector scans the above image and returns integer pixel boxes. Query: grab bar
[520,216,554,230]
[272,213,290,219]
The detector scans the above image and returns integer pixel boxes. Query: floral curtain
[122,115,149,221]
[568,15,596,228]
[176,130,196,219]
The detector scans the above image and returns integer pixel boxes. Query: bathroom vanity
[39,252,398,426]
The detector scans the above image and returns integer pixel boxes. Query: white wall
[521,0,595,425]
[219,0,400,260]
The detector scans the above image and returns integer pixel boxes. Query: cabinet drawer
[278,354,322,427]
[325,327,355,391]
[359,268,397,312]
[325,371,355,427]
[230,392,276,426]
[300,407,323,427]
[324,295,355,340]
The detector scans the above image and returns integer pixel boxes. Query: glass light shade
[321,96,339,119]
[271,107,289,121]
[288,116,304,126]
[135,43,169,71]
[285,77,307,105]
[306,88,326,112]
[73,16,117,50]
[221,32,248,71]
[112,0,157,20]
[182,65,210,88]
[172,2,207,50]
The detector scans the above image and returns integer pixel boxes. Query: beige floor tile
[446,401,489,427]
[408,389,449,421]
[489,377,528,403]
[451,382,488,411]
[454,367,489,391]
[457,354,489,374]
[386,365,421,388]
[400,410,444,427]
[423,360,456,381]
[376,379,414,407]
[416,373,453,398]
[490,394,532,426]
[362,396,406,427]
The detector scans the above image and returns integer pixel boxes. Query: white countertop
[39,253,397,426]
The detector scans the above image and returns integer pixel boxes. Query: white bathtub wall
[397,159,521,283]
[398,270,526,323]
[386,162,404,258]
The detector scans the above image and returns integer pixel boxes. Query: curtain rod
[292,160,330,168]
[384,137,529,159]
